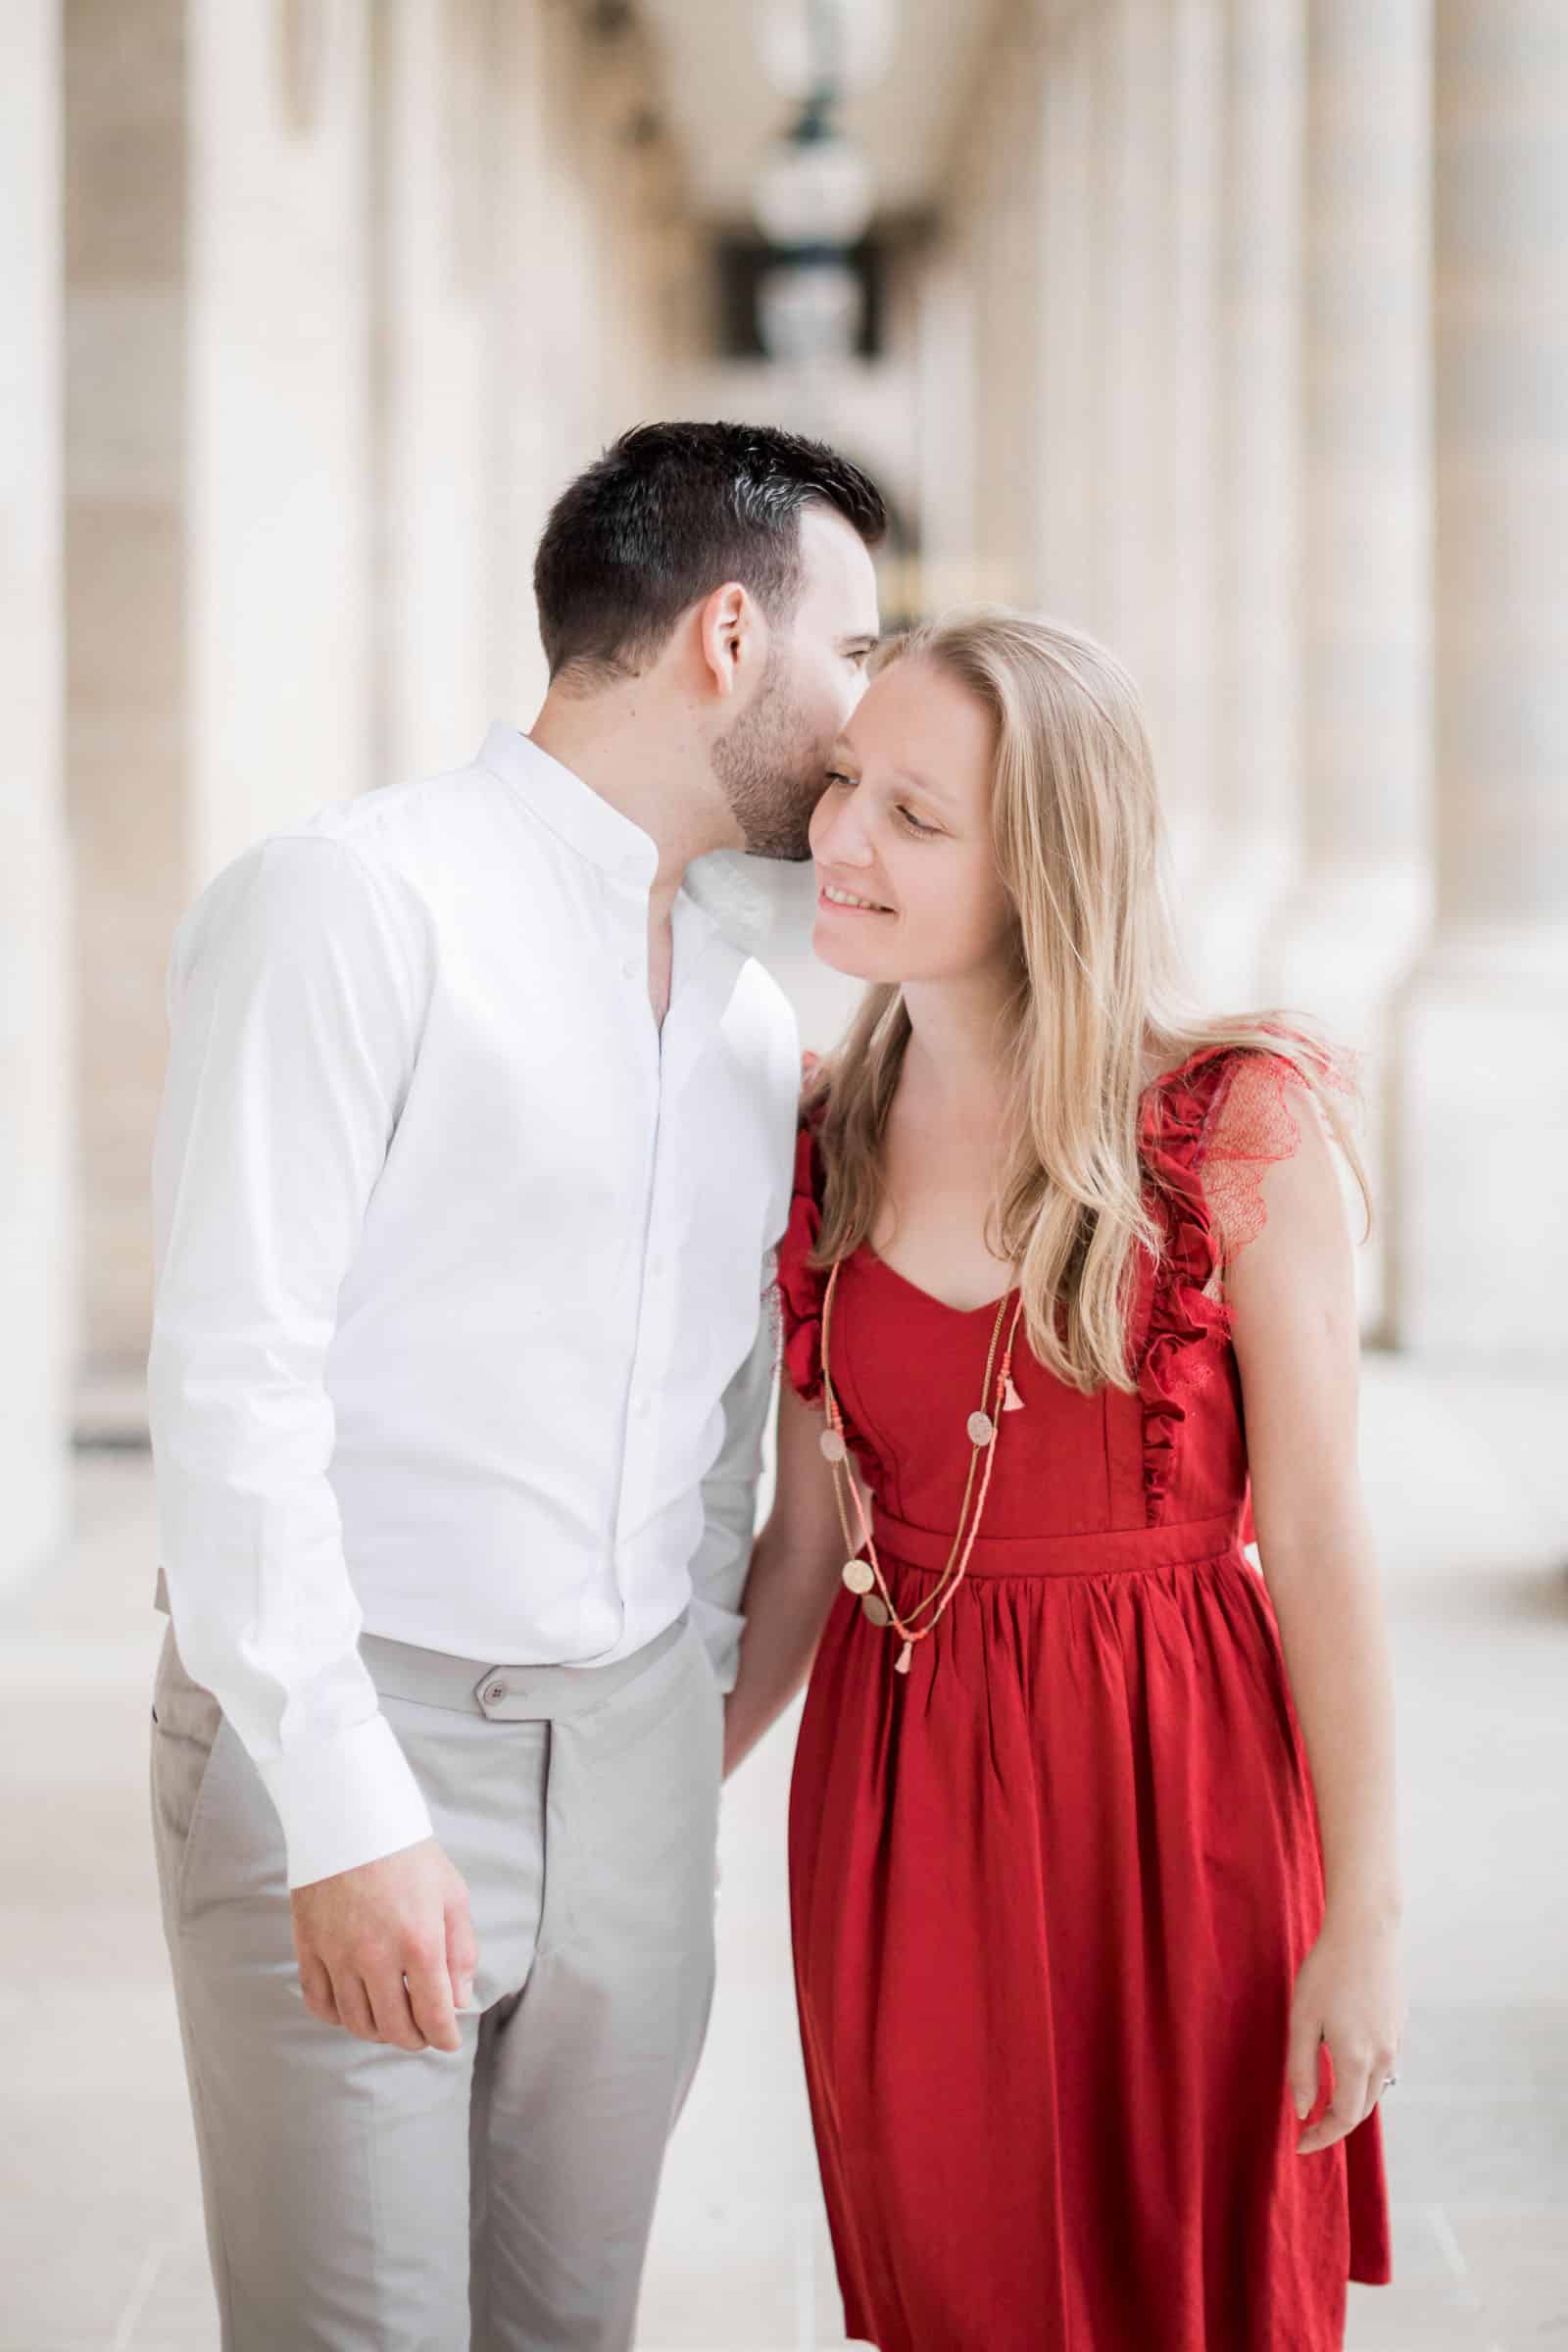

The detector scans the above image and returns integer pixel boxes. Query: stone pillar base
[1390,922,1568,1361]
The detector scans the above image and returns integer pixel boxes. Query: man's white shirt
[147,723,801,1888]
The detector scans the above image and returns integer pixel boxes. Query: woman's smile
[818,877,896,915]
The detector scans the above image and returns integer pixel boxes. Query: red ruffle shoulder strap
[774,1055,829,1407]
[1135,1034,1359,1528]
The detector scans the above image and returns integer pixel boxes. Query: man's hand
[290,1836,477,2053]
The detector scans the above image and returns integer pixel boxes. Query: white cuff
[258,1710,435,1889]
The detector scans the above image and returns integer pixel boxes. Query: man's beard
[710,648,824,861]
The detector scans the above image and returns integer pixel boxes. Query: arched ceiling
[636,0,1009,226]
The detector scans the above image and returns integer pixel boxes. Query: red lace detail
[1200,1045,1357,1281]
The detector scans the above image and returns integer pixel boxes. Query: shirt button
[635,1396,651,1419]
[483,1678,508,1705]
[622,956,638,980]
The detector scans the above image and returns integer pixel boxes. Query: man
[146,418,886,2349]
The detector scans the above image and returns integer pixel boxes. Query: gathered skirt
[787,1535,1392,2352]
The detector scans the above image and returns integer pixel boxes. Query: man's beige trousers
[149,1593,724,2351]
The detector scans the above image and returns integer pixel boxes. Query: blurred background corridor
[2,1,1565,2345]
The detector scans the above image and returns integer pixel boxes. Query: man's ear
[697,580,760,700]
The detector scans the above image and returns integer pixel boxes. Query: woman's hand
[1287,1912,1406,2154]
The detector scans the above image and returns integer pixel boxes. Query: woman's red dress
[774,1043,1393,2352]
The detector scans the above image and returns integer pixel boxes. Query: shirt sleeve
[684,1244,780,1694]
[146,832,437,1889]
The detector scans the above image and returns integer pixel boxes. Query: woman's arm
[1222,1076,1405,2145]
[722,1380,857,1778]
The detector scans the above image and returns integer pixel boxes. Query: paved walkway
[3,1348,1565,2349]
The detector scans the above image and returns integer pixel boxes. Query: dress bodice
[775,1042,1342,1544]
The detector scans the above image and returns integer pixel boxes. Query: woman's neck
[898,971,1015,1124]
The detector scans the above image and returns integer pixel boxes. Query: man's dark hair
[532,419,888,691]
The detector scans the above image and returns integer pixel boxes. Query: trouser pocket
[148,1619,226,1919]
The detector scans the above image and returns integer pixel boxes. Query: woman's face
[808,657,1015,986]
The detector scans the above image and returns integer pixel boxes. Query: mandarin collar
[478,721,660,892]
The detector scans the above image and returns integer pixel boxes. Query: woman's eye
[898,806,941,838]
[824,769,856,790]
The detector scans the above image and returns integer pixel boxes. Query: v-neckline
[849,1054,1210,1318]
[856,1242,1018,1319]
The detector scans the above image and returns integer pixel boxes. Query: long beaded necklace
[817,1255,1027,1674]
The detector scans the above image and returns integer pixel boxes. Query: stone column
[2,0,75,1570]
[369,0,491,780]
[186,0,374,883]
[485,0,554,722]
[1391,2,1568,1359]
[913,241,980,612]
[64,0,187,1392]
[1161,0,1223,895]
[1037,0,1098,629]
[1189,0,1307,1011]
[1265,0,1433,1333]
[1091,0,1170,682]
[962,19,1045,611]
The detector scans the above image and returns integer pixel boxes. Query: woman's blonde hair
[803,606,1372,1395]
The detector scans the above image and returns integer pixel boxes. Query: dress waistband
[868,1506,1248,1581]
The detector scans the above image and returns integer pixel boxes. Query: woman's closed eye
[823,772,943,839]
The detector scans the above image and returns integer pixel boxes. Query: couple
[147,419,1400,2352]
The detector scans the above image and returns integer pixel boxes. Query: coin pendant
[966,1409,996,1446]
[860,1593,891,1628]
[841,1559,875,1595]
[819,1427,847,1464]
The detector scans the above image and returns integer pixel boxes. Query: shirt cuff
[257,1711,435,1890]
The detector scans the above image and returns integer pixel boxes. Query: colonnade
[5,0,1565,1582]
[923,0,1565,1348]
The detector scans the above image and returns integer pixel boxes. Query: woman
[723,610,1401,2352]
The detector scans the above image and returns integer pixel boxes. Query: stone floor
[3,1348,1566,2350]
